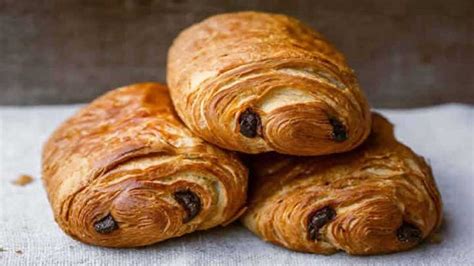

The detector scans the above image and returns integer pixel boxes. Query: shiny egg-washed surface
[241,113,442,255]
[167,11,371,155]
[42,83,248,247]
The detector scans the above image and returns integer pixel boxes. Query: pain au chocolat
[167,11,371,155]
[42,83,248,247]
[241,113,442,255]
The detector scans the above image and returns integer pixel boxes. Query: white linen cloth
[0,104,473,265]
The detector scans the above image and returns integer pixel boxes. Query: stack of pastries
[42,11,442,255]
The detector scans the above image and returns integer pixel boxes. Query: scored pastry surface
[167,11,371,155]
[42,83,248,247]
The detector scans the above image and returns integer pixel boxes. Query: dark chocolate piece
[94,214,118,234]
[173,189,202,223]
[329,117,347,142]
[308,206,336,240]
[397,222,422,242]
[239,108,261,138]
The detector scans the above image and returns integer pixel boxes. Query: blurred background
[0,0,472,107]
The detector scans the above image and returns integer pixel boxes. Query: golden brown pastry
[241,113,442,255]
[167,11,371,155]
[42,83,248,247]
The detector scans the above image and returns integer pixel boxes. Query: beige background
[0,0,473,107]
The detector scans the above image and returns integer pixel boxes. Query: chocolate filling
[173,189,202,223]
[397,222,422,243]
[308,206,336,240]
[329,117,347,142]
[238,108,261,138]
[94,214,118,234]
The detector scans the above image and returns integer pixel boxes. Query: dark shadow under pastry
[42,83,248,247]
[241,113,442,255]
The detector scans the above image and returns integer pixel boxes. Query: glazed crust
[167,11,371,155]
[42,83,248,247]
[241,113,442,255]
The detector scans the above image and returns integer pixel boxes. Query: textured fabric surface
[0,104,473,265]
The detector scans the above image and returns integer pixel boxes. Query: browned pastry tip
[167,11,371,155]
[241,113,443,255]
[42,83,248,247]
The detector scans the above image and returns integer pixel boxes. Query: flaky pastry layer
[42,83,248,247]
[241,113,442,255]
[167,11,371,155]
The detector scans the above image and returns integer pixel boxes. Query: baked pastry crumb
[428,232,443,244]
[12,175,34,186]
